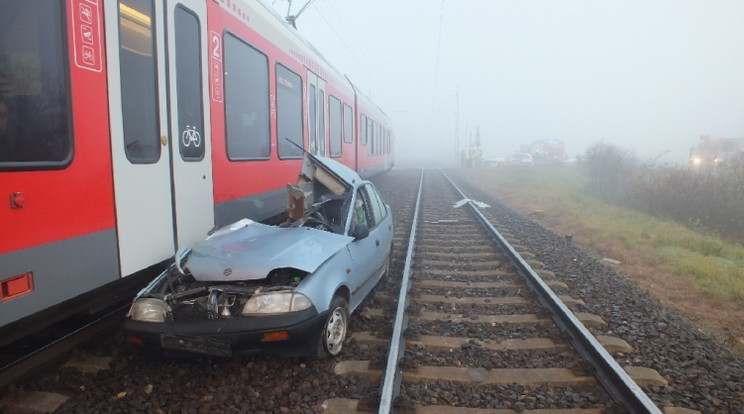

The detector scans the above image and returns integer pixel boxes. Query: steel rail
[378,169,424,414]
[0,304,128,390]
[441,170,662,414]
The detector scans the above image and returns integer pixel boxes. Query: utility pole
[455,85,460,164]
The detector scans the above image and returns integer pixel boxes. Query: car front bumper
[123,306,326,358]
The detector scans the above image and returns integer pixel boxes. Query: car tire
[318,295,349,358]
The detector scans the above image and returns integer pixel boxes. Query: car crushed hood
[185,219,353,282]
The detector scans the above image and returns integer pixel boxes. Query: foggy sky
[271,0,744,165]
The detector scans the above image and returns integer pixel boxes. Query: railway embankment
[459,165,744,355]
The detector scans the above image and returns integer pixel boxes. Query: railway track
[325,169,666,413]
[0,304,127,391]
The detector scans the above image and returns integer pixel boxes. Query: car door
[345,185,389,309]
[363,183,393,281]
[344,187,375,309]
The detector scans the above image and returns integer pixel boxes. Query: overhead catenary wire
[275,0,379,95]
[320,1,381,96]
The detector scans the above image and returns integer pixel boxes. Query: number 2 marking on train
[211,31,221,59]
[209,31,223,103]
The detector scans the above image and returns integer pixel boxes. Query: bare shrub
[579,142,637,203]
[579,144,744,243]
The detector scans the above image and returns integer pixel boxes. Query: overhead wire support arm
[285,0,318,28]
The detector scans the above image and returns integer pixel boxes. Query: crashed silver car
[123,154,393,358]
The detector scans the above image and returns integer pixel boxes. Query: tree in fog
[580,142,637,202]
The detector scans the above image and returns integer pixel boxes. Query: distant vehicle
[520,139,566,163]
[509,152,534,166]
[124,153,394,358]
[690,135,744,167]
[485,157,508,167]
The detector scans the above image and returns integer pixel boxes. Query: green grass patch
[461,165,744,304]
[658,246,744,301]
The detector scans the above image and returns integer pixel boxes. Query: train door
[307,72,326,156]
[165,0,214,249]
[104,0,213,277]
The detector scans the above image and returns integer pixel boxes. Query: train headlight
[128,298,171,323]
[241,291,312,315]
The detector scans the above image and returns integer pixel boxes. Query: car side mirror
[352,223,369,240]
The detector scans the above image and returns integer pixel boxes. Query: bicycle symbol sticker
[182,125,202,148]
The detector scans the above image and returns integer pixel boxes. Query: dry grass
[459,165,744,352]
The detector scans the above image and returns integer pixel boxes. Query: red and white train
[0,0,394,345]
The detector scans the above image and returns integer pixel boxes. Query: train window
[224,33,270,160]
[360,115,367,146]
[378,127,383,155]
[308,84,316,154]
[119,0,161,164]
[343,103,353,144]
[378,126,382,155]
[276,64,303,159]
[318,90,326,156]
[328,95,341,157]
[367,120,374,155]
[374,124,379,154]
[376,124,381,155]
[0,1,72,169]
[175,6,204,161]
[372,123,377,155]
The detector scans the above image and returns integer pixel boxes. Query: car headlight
[128,298,171,323]
[241,291,312,315]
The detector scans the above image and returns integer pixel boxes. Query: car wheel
[319,296,349,358]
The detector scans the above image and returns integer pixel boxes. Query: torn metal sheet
[453,198,491,209]
[306,153,360,189]
[424,220,460,224]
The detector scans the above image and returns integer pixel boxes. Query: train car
[0,0,393,346]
